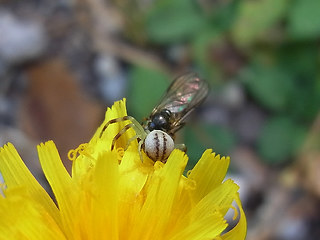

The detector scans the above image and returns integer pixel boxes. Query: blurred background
[0,0,320,239]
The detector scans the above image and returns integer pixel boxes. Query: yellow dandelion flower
[0,99,247,240]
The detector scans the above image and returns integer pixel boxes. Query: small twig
[76,0,171,73]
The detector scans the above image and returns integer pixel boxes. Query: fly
[99,72,209,162]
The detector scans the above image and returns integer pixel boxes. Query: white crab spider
[99,116,178,162]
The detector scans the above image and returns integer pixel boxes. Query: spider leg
[100,115,146,138]
[125,131,146,162]
[125,135,140,150]
[174,143,187,152]
[100,115,147,160]
[137,140,144,162]
[126,116,146,135]
[111,123,134,150]
[100,116,131,138]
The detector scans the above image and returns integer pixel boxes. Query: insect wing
[152,72,209,128]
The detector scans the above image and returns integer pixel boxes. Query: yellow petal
[37,141,76,239]
[129,149,188,240]
[169,212,227,240]
[191,179,239,219]
[117,147,150,239]
[91,99,137,151]
[0,143,61,228]
[119,146,149,196]
[90,151,119,240]
[221,193,247,240]
[0,188,66,240]
[188,149,230,202]
[170,179,238,238]
[72,99,137,177]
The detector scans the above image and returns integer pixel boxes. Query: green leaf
[204,125,236,156]
[277,43,318,77]
[183,126,208,171]
[289,84,320,123]
[277,44,320,122]
[192,29,220,79]
[128,66,170,120]
[232,0,288,46]
[258,116,306,164]
[146,0,206,43]
[288,0,320,39]
[207,0,240,31]
[241,63,295,111]
[184,124,236,170]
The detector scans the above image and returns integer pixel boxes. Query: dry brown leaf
[20,58,104,172]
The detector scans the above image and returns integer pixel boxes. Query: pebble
[0,11,47,65]
[94,54,127,102]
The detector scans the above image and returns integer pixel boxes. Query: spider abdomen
[144,130,174,162]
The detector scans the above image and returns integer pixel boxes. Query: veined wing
[152,72,209,128]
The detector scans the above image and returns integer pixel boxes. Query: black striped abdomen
[144,130,174,162]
